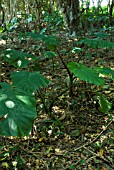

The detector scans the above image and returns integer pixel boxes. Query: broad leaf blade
[11,71,50,94]
[26,32,46,40]
[78,38,114,48]
[43,36,61,50]
[3,49,36,68]
[0,83,37,137]
[68,62,104,86]
[97,94,112,113]
[26,32,61,51]
[96,67,114,79]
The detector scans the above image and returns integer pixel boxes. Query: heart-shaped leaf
[11,71,50,94]
[0,83,37,136]
[68,62,104,86]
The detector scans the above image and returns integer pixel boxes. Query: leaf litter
[0,30,114,170]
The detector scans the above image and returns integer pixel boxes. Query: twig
[83,146,114,169]
[86,155,97,163]
[88,119,113,143]
[72,119,113,151]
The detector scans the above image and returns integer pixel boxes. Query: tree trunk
[109,0,114,26]
[56,0,80,36]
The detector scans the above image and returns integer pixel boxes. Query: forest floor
[0,29,114,170]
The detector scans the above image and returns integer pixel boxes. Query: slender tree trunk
[56,0,80,36]
[0,4,5,26]
[70,0,80,35]
[109,0,114,26]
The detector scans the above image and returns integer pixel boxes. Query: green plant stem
[38,86,70,120]
[76,46,88,62]
[56,48,74,96]
[37,89,56,119]
[37,89,49,115]
[37,86,70,120]
[56,48,72,79]
[49,87,70,113]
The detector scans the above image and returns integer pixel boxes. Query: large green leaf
[3,49,37,68]
[94,32,110,38]
[43,35,61,50]
[68,62,104,86]
[78,38,114,48]
[11,71,50,94]
[0,83,37,136]
[96,67,114,79]
[96,93,112,113]
[26,32,46,40]
[26,32,61,50]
